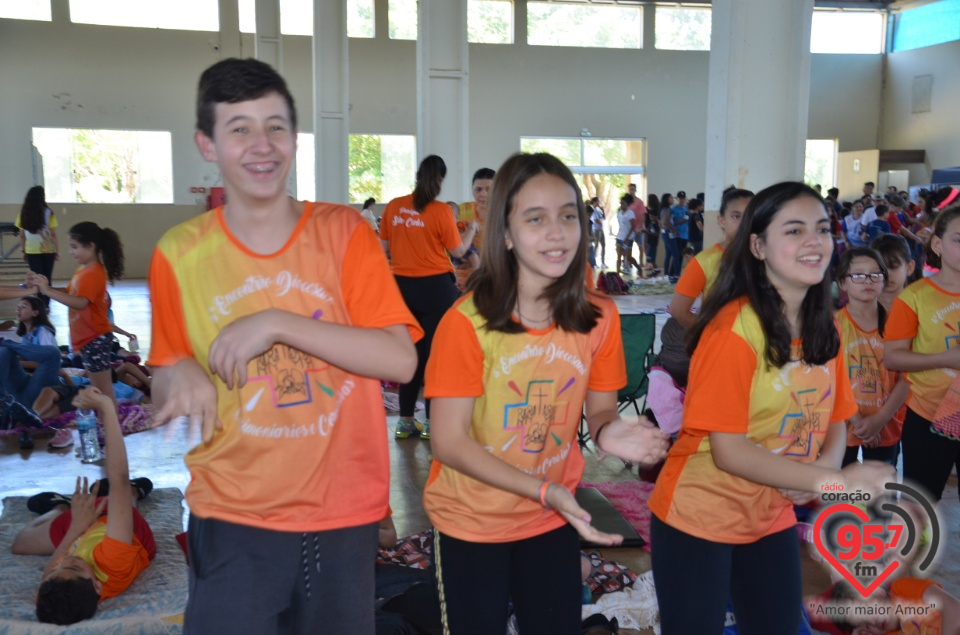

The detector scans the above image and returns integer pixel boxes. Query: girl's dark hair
[15,295,56,338]
[70,222,125,283]
[20,186,48,234]
[689,181,839,367]
[660,193,673,209]
[412,155,446,212]
[468,153,600,334]
[869,233,911,270]
[363,197,375,209]
[719,188,754,217]
[837,247,888,336]
[927,204,960,270]
[646,194,660,215]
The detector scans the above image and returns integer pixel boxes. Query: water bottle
[76,409,102,463]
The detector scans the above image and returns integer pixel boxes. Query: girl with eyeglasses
[836,247,909,467]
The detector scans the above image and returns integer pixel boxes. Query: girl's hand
[208,310,278,389]
[545,484,624,547]
[596,416,670,465]
[852,413,886,442]
[840,461,896,501]
[71,386,110,413]
[153,359,222,444]
[777,488,818,505]
[26,272,49,292]
[69,477,107,533]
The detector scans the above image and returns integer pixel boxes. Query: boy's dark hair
[689,182,839,367]
[837,247,888,336]
[688,198,704,211]
[472,167,495,183]
[875,204,889,218]
[37,577,100,625]
[16,295,56,337]
[468,152,600,334]
[196,58,297,138]
[864,181,875,188]
[413,155,446,212]
[70,222,125,283]
[870,233,911,270]
[719,188,753,217]
[20,186,48,234]
[827,187,839,198]
[621,194,634,205]
[889,195,904,208]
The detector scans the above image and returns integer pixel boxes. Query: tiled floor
[1,279,958,630]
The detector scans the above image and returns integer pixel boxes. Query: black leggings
[841,443,900,468]
[434,525,581,635]
[651,516,801,635]
[901,407,960,502]
[394,273,460,419]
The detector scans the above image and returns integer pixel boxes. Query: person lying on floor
[10,386,155,625]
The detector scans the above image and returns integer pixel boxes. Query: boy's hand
[595,416,670,465]
[72,386,111,412]
[69,477,107,534]
[153,359,221,444]
[208,310,279,389]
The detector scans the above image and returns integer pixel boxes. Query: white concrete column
[703,0,814,237]
[417,0,469,202]
[218,0,242,58]
[254,0,282,70]
[313,0,349,202]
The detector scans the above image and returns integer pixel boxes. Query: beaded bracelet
[539,479,553,508]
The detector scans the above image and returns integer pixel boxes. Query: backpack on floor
[597,271,629,295]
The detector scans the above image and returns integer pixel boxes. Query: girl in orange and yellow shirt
[423,153,668,635]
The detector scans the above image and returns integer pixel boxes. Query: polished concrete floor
[1,279,958,626]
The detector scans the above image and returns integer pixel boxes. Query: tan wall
[837,150,880,201]
[0,204,204,280]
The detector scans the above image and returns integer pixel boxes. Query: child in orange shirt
[12,387,155,625]
[29,222,124,406]
[147,58,420,634]
[649,182,893,634]
[836,248,909,467]
[423,152,669,635]
[885,202,960,504]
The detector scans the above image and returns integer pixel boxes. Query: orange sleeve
[884,297,919,342]
[437,206,463,252]
[74,264,106,303]
[424,308,485,399]
[341,221,424,342]
[587,305,627,392]
[146,248,194,367]
[684,325,756,433]
[831,350,858,423]
[93,536,151,600]
[379,202,396,242]
[674,258,706,298]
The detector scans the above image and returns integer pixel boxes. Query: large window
[295,134,416,204]
[0,0,51,21]
[69,0,218,31]
[804,139,837,192]
[655,6,711,51]
[520,137,645,211]
[239,0,374,38]
[810,11,884,54]
[527,2,642,49]
[389,0,417,40]
[32,128,173,204]
[894,0,960,52]
[469,0,513,44]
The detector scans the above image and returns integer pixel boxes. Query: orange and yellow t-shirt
[380,195,461,277]
[649,297,857,544]
[836,307,904,447]
[885,277,960,421]
[422,292,626,543]
[148,202,422,532]
[674,243,724,300]
[71,519,151,601]
[67,262,112,350]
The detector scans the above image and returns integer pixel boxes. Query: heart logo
[813,503,900,597]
